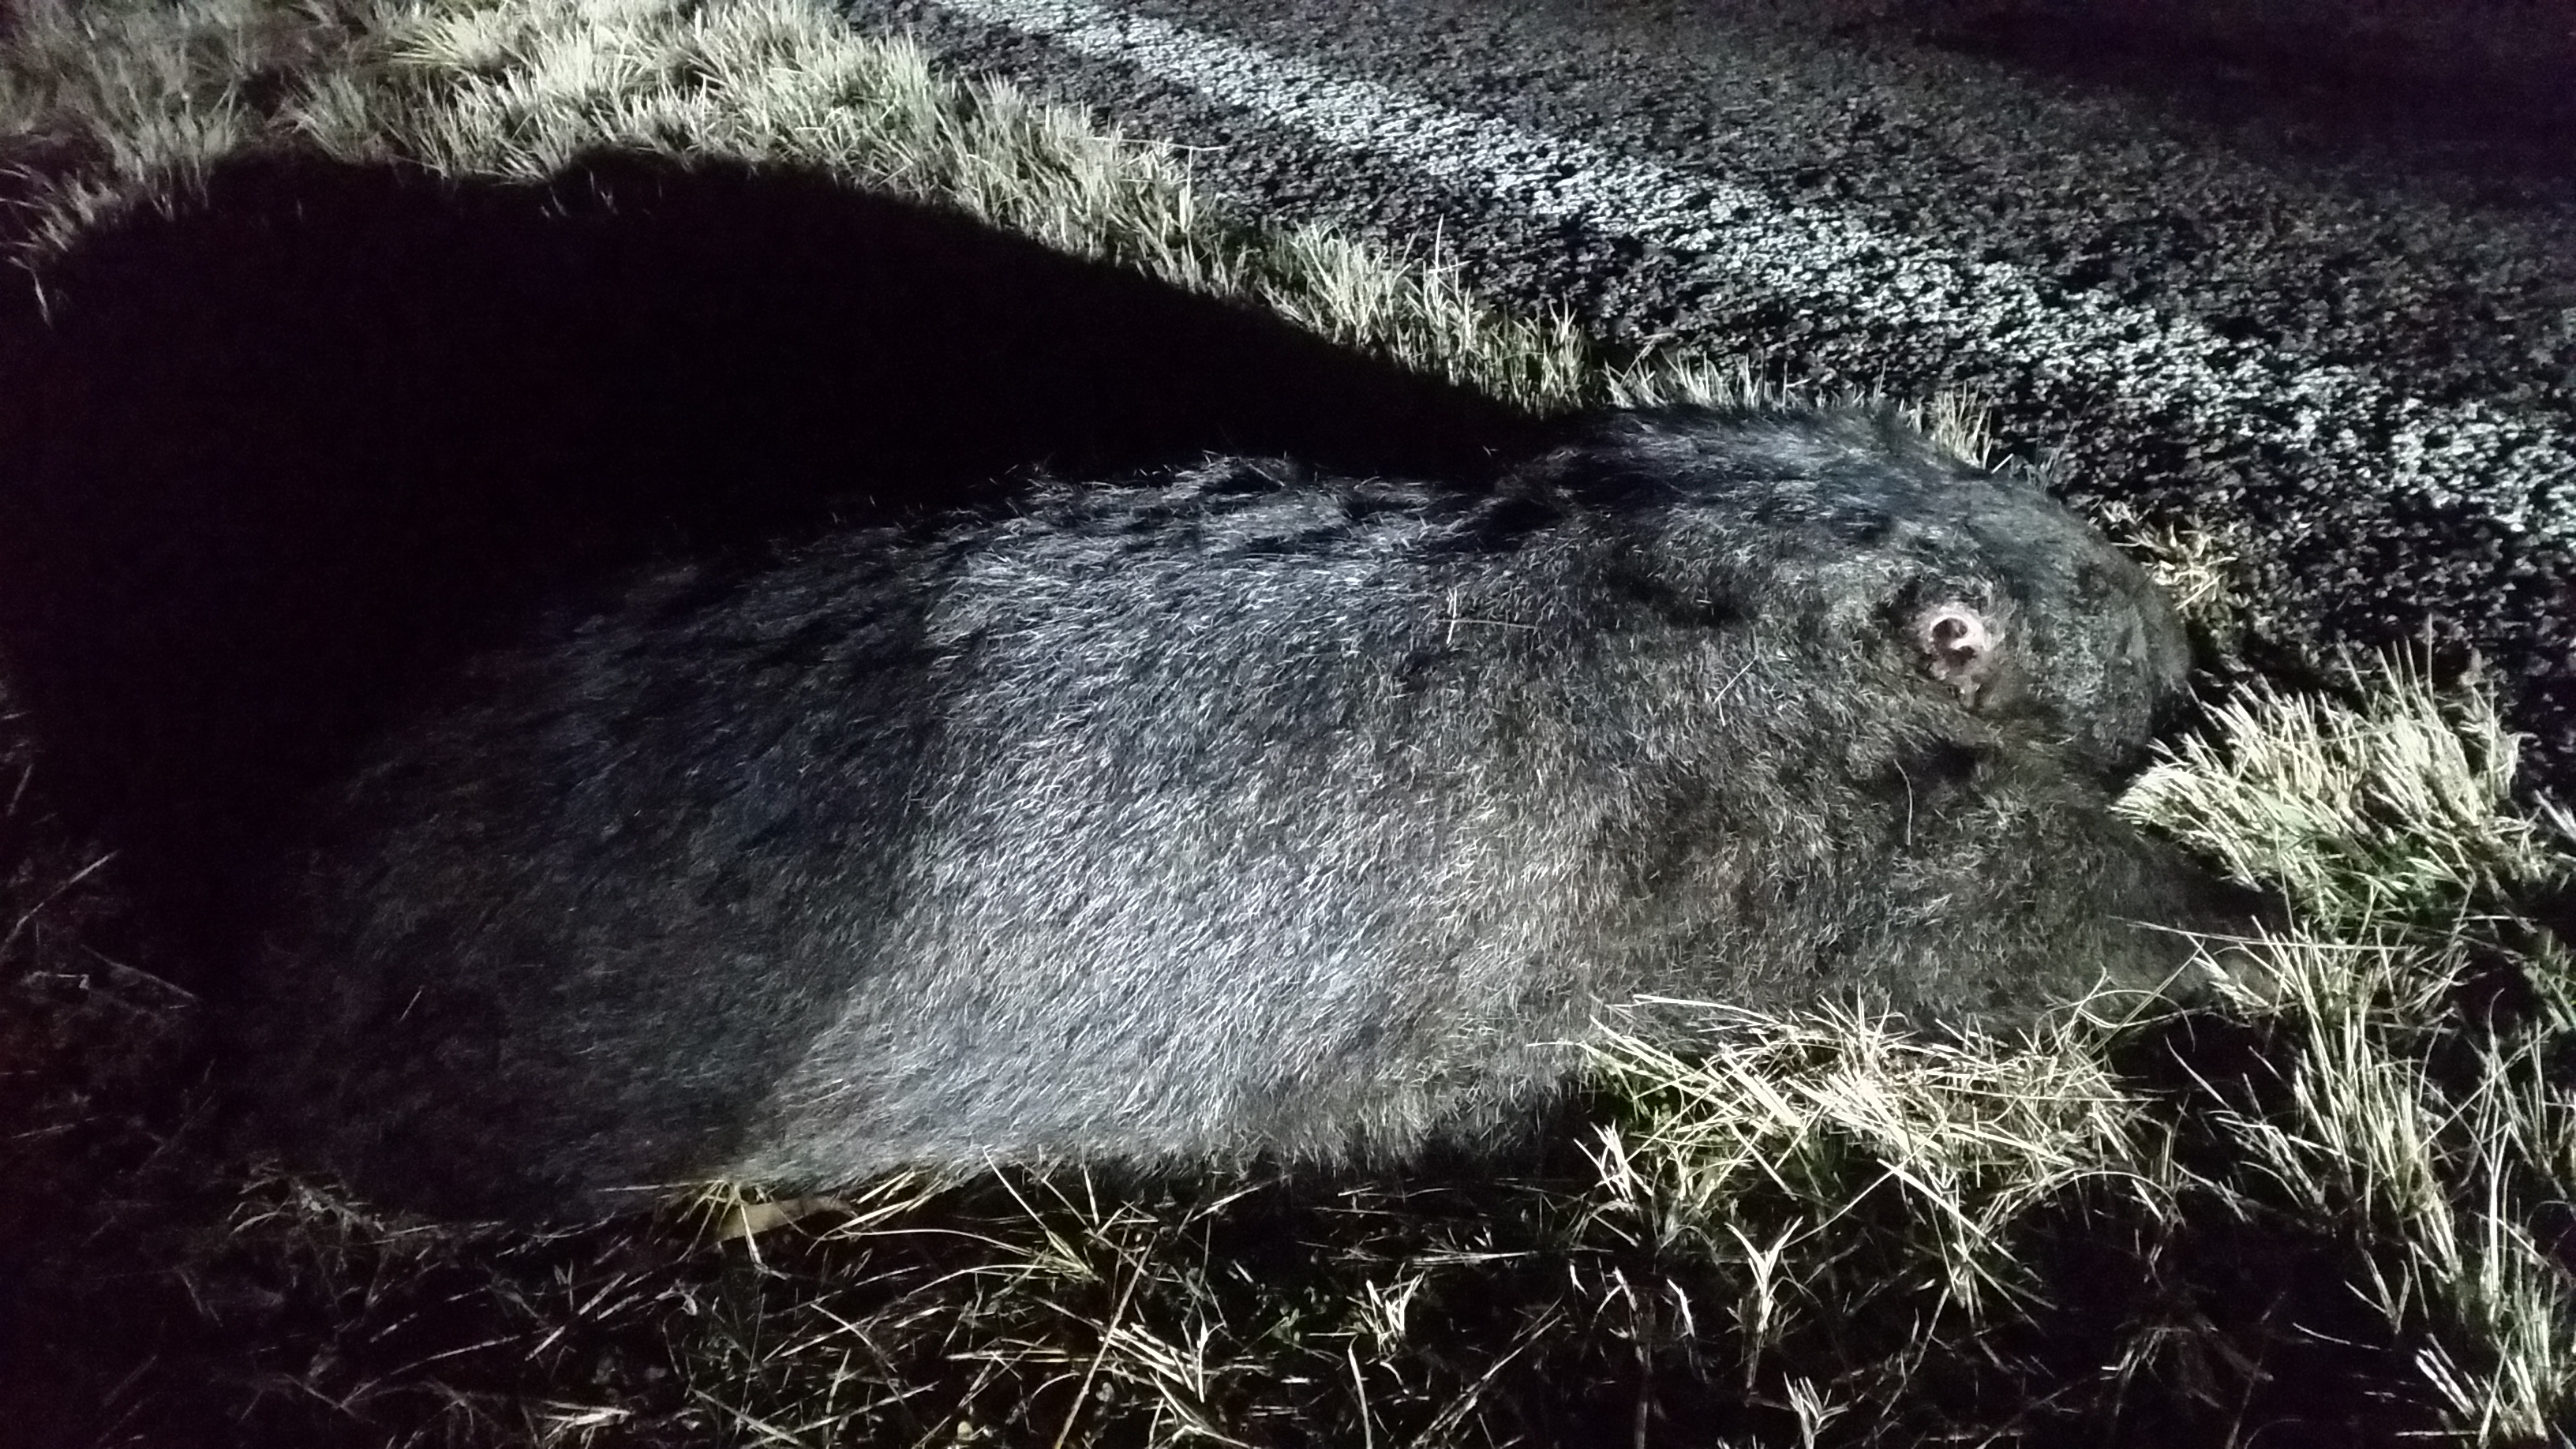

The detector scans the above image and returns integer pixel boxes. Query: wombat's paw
[2168,931,2290,1013]
[2152,886,2290,1011]
[2156,941,2256,1009]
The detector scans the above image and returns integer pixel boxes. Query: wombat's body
[224,406,2230,1221]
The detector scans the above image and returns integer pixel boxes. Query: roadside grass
[1,0,2570,1443]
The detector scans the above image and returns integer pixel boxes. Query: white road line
[931,0,2574,541]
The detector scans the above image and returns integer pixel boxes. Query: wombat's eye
[1923,607,1986,668]
[1911,600,2002,707]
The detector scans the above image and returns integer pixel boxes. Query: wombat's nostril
[1931,616,1973,653]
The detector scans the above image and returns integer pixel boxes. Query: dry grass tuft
[1586,999,2160,1328]
[2121,657,2560,934]
[2084,496,2243,630]
[2121,659,2576,1442]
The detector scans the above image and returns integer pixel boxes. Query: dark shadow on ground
[1914,0,2576,188]
[0,962,2456,1449]
[0,150,1547,977]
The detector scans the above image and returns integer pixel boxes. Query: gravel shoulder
[846,0,2576,790]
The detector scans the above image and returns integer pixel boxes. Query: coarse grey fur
[223,404,2239,1222]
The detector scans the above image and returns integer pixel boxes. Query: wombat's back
[224,406,2223,1222]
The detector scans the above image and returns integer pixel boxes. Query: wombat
[220,404,2244,1222]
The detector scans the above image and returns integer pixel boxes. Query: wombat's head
[1549,405,2193,776]
[1880,541,2190,777]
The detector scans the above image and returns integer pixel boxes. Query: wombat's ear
[1911,597,2007,707]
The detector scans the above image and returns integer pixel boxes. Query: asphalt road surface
[838,0,2576,794]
